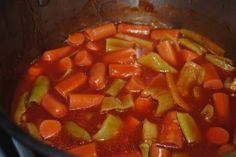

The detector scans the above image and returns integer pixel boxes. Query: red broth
[12,23,236,157]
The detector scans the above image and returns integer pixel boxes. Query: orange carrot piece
[57,57,73,73]
[67,143,97,157]
[68,32,85,46]
[180,49,199,62]
[118,23,151,35]
[151,29,179,41]
[150,145,170,157]
[159,111,184,149]
[217,144,235,155]
[27,65,43,80]
[39,120,61,139]
[213,92,230,122]
[149,73,168,89]
[89,62,107,90]
[55,72,87,97]
[206,127,229,145]
[42,46,72,62]
[85,23,116,41]
[126,76,145,93]
[157,41,178,67]
[41,94,67,118]
[109,64,141,78]
[135,97,153,114]
[120,116,141,137]
[102,48,136,64]
[86,41,101,51]
[117,151,142,157]
[69,94,104,110]
[74,50,93,66]
[203,64,223,89]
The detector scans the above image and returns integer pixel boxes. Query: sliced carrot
[89,62,107,90]
[149,73,168,89]
[42,46,72,62]
[213,92,230,122]
[57,57,72,73]
[109,64,141,78]
[180,49,199,62]
[41,94,67,118]
[68,32,85,46]
[157,41,178,67]
[39,120,61,139]
[27,65,43,80]
[120,116,141,137]
[117,151,142,157]
[159,111,184,149]
[203,63,223,89]
[135,97,153,114]
[126,76,145,93]
[69,94,104,110]
[118,23,151,35]
[55,72,87,97]
[206,127,229,145]
[86,41,101,51]
[151,29,179,41]
[217,144,235,155]
[150,145,170,157]
[85,23,116,41]
[74,50,93,66]
[102,48,136,64]
[67,143,97,157]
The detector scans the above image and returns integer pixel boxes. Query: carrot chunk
[116,151,142,157]
[67,143,97,157]
[151,29,179,41]
[150,145,170,157]
[206,127,229,145]
[39,120,61,139]
[27,65,43,80]
[118,23,151,35]
[67,32,85,46]
[55,72,87,97]
[126,76,145,93]
[89,62,107,90]
[86,41,101,51]
[109,64,141,78]
[69,94,104,110]
[42,46,72,62]
[213,92,230,122]
[57,57,72,73]
[180,49,199,62]
[85,23,116,41]
[74,50,93,66]
[135,97,153,114]
[217,144,235,155]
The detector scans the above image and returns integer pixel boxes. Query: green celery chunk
[139,143,150,157]
[115,33,153,49]
[224,77,233,89]
[106,38,134,52]
[155,90,175,117]
[193,86,203,100]
[14,92,29,125]
[138,52,177,73]
[177,61,205,97]
[28,75,49,105]
[179,38,206,55]
[172,152,189,157]
[142,119,158,143]
[64,121,91,142]
[93,114,123,141]
[120,94,134,109]
[26,122,42,140]
[177,112,201,143]
[201,104,214,122]
[205,54,235,72]
[106,79,126,97]
[180,29,225,56]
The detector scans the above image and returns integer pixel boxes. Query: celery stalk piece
[138,52,177,73]
[201,104,214,122]
[139,143,150,157]
[177,112,201,143]
[120,94,134,109]
[93,114,123,141]
[28,75,50,105]
[115,33,153,49]
[172,152,189,157]
[180,29,225,56]
[64,121,91,142]
[177,61,205,97]
[106,38,134,52]
[14,92,29,125]
[179,38,206,55]
[26,122,42,140]
[205,54,235,72]
[142,119,158,143]
[105,79,126,97]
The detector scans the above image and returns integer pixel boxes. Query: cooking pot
[0,0,235,156]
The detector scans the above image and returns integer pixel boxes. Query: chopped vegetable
[89,62,107,90]
[14,92,28,125]
[106,79,126,96]
[42,46,72,62]
[213,93,230,122]
[138,52,177,73]
[93,114,123,141]
[122,116,141,135]
[121,94,134,109]
[115,33,153,49]
[177,112,201,143]
[57,57,73,73]
[151,29,179,41]
[139,143,150,157]
[150,145,170,157]
[142,119,158,143]
[86,41,100,51]
[28,75,49,105]
[65,121,91,142]
[58,68,73,82]
[67,32,85,46]
[27,65,43,80]
[135,97,153,114]
[177,61,205,96]
[67,143,97,157]
[218,144,235,155]
[201,104,214,122]
[106,38,134,52]
[74,50,93,66]
[224,77,233,89]
[26,122,42,140]
[39,120,61,139]
[109,64,142,78]
[230,78,236,91]
[179,49,199,62]
[206,127,229,145]
[171,152,189,157]
[179,38,206,55]
[193,86,203,100]
[126,76,145,93]
[119,151,142,157]
[205,54,235,72]
[118,23,151,35]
